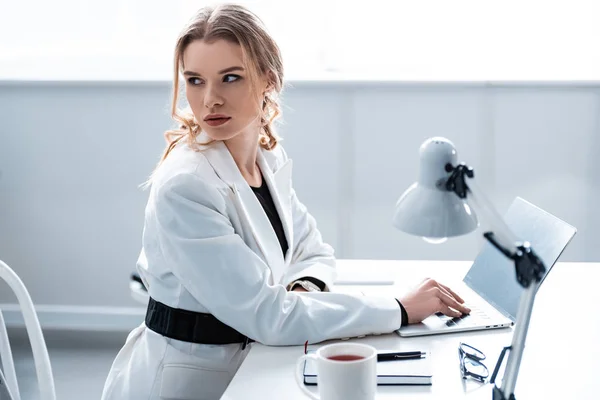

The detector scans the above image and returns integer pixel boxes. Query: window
[325,0,600,80]
[1,0,598,81]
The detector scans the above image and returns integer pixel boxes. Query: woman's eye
[223,74,241,83]
[187,77,203,85]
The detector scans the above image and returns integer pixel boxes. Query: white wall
[1,81,598,329]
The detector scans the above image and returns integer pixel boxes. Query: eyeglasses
[458,342,489,383]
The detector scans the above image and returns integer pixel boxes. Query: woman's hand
[398,278,471,324]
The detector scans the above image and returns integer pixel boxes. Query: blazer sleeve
[153,172,402,346]
[281,186,336,292]
[273,147,336,292]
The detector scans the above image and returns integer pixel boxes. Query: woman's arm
[281,186,335,291]
[152,172,402,346]
[274,147,336,292]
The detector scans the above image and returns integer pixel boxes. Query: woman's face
[182,39,267,142]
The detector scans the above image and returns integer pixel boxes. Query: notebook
[303,351,433,385]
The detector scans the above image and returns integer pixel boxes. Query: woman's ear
[263,84,273,96]
[262,70,276,95]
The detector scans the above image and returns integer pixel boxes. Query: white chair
[130,273,149,305]
[0,260,56,400]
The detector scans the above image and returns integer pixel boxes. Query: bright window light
[0,0,598,81]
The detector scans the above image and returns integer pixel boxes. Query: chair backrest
[130,272,150,305]
[0,260,56,400]
[1,307,18,400]
[0,367,16,400]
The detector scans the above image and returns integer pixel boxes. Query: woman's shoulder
[150,144,228,196]
[261,142,290,171]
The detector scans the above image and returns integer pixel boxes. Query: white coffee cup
[294,342,377,400]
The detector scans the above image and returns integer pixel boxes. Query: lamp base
[493,385,516,400]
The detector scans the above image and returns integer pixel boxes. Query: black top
[251,175,289,256]
[250,174,326,291]
[250,173,405,325]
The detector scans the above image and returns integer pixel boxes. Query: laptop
[397,196,577,337]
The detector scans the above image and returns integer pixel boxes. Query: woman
[101,4,470,400]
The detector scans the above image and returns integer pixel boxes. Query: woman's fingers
[437,282,465,304]
[423,278,469,311]
[437,301,462,318]
[401,279,473,324]
[435,288,471,315]
[435,284,457,303]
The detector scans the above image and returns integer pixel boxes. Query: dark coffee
[327,354,364,361]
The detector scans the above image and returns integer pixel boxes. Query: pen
[377,351,426,362]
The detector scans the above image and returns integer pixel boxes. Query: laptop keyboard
[435,302,492,327]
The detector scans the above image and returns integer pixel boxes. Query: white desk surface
[221,260,600,400]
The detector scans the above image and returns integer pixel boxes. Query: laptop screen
[463,197,576,321]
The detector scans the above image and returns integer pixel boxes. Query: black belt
[145,297,254,349]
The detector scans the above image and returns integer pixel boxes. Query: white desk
[221,260,600,399]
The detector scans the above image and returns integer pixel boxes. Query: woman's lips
[205,117,231,127]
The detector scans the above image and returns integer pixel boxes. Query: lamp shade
[393,137,479,238]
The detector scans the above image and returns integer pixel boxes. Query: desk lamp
[393,137,545,400]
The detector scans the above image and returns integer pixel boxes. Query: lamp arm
[464,179,520,254]
[445,162,519,252]
[445,162,547,400]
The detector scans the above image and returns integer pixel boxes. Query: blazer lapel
[202,140,286,283]
[257,150,293,264]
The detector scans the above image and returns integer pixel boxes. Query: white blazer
[101,138,402,400]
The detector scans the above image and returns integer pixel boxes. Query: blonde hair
[146,3,284,185]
